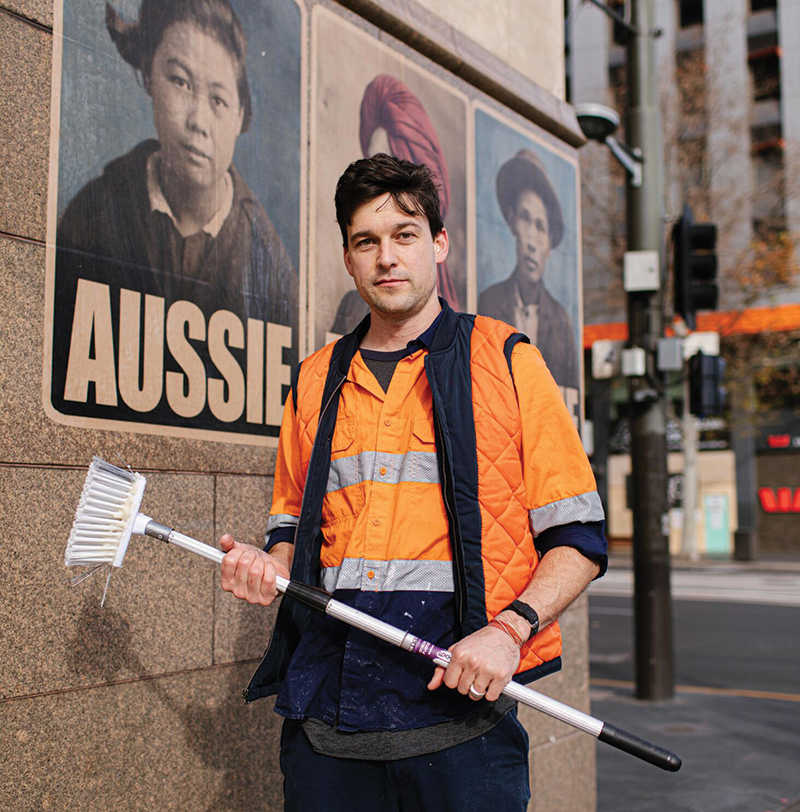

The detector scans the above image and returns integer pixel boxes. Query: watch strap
[506,600,540,640]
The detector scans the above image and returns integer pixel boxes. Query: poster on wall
[474,104,583,427]
[309,6,469,352]
[44,0,305,444]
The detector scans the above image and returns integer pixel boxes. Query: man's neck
[515,269,543,305]
[360,297,442,352]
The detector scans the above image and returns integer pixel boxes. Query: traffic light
[688,352,726,417]
[673,207,718,330]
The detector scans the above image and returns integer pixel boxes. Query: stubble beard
[361,279,435,322]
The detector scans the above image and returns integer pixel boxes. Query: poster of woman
[44,0,304,443]
[309,6,468,352]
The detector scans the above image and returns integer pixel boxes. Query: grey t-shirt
[302,696,517,760]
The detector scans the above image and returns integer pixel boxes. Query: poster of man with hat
[476,110,581,416]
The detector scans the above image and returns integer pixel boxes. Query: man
[220,154,606,811]
[478,148,579,392]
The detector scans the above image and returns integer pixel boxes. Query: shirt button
[380,466,388,476]
[384,419,392,427]
[373,518,381,526]
[367,570,375,579]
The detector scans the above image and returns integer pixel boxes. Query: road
[587,565,800,812]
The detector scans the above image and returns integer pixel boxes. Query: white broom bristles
[65,457,147,571]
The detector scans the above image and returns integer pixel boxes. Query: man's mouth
[375,278,407,287]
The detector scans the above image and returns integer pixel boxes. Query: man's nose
[377,239,398,269]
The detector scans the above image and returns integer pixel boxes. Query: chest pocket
[411,414,436,447]
[331,415,356,456]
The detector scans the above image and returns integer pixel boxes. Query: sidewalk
[591,681,800,812]
[592,550,800,812]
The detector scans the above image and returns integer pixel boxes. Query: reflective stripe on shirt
[321,558,454,592]
[528,491,605,537]
[327,450,439,492]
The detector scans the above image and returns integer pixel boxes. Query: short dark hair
[335,154,444,246]
[106,0,253,133]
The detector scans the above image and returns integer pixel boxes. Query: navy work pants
[279,712,531,811]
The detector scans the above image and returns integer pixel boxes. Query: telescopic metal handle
[141,519,226,564]
[138,520,681,772]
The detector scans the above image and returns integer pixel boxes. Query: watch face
[510,600,539,638]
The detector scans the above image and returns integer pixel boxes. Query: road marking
[591,678,800,703]
[590,569,800,607]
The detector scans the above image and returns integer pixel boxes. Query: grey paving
[591,555,800,812]
[592,685,800,812]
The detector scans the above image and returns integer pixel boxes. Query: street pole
[626,0,675,700]
[681,375,699,562]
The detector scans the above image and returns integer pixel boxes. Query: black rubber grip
[598,723,682,772]
[284,580,333,615]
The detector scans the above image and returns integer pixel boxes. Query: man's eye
[170,75,190,90]
[357,239,374,248]
[212,95,230,110]
[398,232,415,240]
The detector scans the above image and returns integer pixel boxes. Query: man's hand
[427,625,521,702]
[219,534,290,606]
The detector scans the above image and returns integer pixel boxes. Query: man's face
[343,195,448,321]
[510,188,551,285]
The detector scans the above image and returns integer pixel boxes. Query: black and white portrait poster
[44,0,305,444]
[474,104,583,428]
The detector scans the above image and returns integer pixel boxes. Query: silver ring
[469,684,486,698]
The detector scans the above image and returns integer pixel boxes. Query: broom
[65,457,681,772]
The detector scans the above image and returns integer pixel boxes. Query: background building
[0,1,598,810]
[568,0,800,557]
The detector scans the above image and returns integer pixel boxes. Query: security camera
[574,102,642,187]
[574,103,620,143]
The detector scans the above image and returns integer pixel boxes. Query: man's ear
[433,227,450,265]
[343,244,354,278]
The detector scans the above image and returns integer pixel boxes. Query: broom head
[65,457,146,570]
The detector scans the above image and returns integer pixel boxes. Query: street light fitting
[574,102,644,188]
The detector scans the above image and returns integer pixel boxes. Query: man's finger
[427,666,446,691]
[456,669,477,696]
[246,555,265,599]
[484,678,508,703]
[261,558,277,600]
[443,660,465,691]
[219,533,237,552]
[220,545,244,591]
[468,680,490,701]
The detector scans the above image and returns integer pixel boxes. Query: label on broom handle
[410,637,451,666]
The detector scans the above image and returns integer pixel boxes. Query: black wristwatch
[504,600,540,640]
